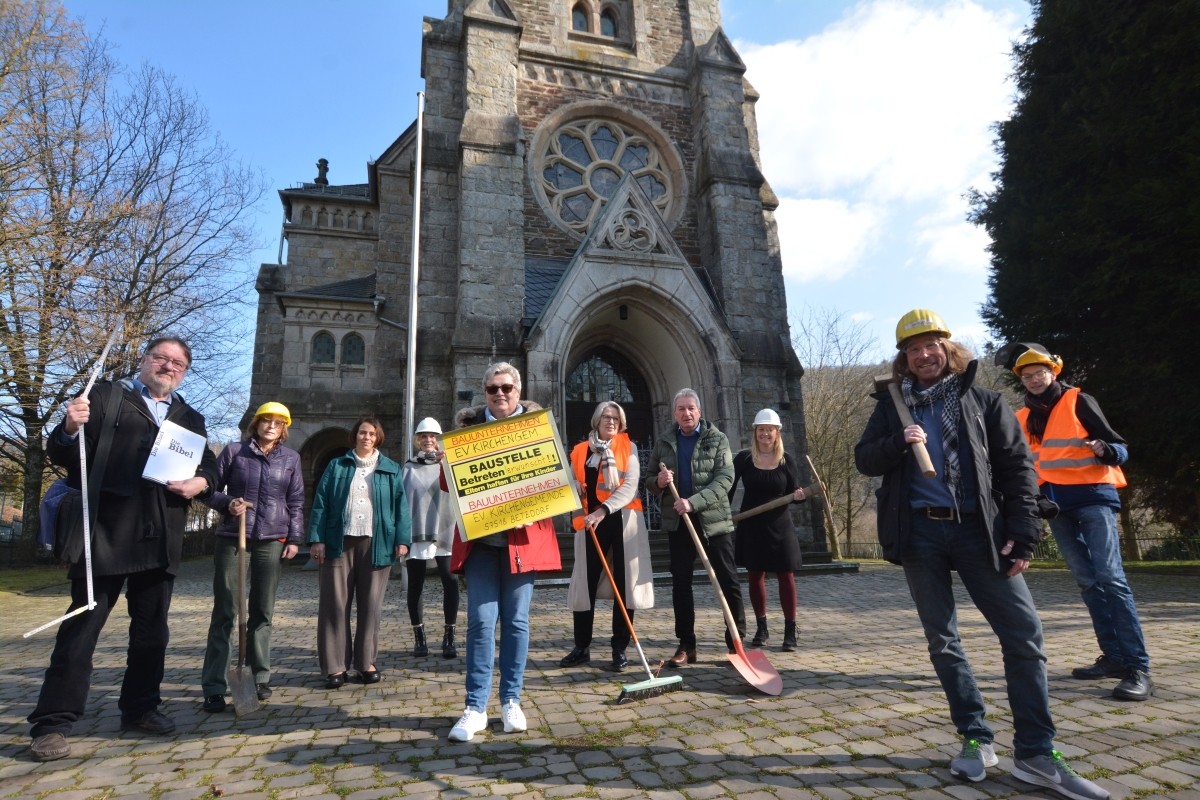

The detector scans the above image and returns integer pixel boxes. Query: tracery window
[311,332,335,364]
[539,118,672,236]
[341,333,365,365]
[565,347,648,405]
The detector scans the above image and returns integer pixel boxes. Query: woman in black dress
[731,408,808,651]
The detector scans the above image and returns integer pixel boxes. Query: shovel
[660,464,783,696]
[228,502,261,716]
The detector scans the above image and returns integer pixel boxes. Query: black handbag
[53,383,123,563]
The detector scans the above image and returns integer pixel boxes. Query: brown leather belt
[920,506,960,521]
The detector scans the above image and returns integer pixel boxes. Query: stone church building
[249,0,824,548]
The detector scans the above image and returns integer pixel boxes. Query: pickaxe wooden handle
[877,376,937,478]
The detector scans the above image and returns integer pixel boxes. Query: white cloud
[739,0,1021,204]
[776,196,883,282]
[916,216,993,274]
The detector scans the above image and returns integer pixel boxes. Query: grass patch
[0,564,69,594]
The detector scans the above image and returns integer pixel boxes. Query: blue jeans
[902,513,1055,759]
[463,543,535,712]
[1049,504,1149,671]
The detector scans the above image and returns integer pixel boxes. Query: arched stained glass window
[565,347,649,405]
[312,332,335,364]
[572,3,589,32]
[341,333,365,365]
[600,9,617,37]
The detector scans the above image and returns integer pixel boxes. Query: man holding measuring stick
[28,337,218,762]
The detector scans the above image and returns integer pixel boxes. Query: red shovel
[661,464,783,696]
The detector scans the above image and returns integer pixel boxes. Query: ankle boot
[750,617,769,647]
[412,624,428,657]
[782,620,797,652]
[441,625,457,658]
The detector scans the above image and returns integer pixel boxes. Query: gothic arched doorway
[564,347,652,449]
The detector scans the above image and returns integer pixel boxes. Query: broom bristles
[616,674,683,704]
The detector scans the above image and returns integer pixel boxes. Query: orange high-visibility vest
[1016,387,1127,488]
[570,434,643,530]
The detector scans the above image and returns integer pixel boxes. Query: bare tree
[0,0,265,555]
[792,308,887,559]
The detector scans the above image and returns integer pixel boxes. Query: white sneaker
[500,698,526,733]
[448,708,487,742]
[1012,751,1110,800]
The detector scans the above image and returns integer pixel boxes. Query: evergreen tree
[970,0,1200,528]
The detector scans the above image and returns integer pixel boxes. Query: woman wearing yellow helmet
[200,402,304,713]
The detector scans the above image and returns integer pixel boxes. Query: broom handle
[660,463,741,645]
[586,520,640,648]
[237,502,252,668]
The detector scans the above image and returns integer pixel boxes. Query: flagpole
[403,91,425,458]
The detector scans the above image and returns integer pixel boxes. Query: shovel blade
[227,666,261,717]
[727,643,783,695]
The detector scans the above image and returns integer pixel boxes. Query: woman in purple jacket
[200,402,305,712]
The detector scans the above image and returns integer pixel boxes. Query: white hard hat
[414,417,442,435]
[752,409,782,428]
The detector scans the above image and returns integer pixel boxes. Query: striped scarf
[902,372,963,505]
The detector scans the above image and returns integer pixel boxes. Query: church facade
[249,0,823,548]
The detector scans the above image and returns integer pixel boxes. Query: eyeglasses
[485,383,515,395]
[258,418,286,428]
[904,342,942,357]
[599,415,621,424]
[1020,370,1053,383]
[146,353,189,371]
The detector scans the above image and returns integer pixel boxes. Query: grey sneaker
[1012,751,1110,800]
[950,737,998,782]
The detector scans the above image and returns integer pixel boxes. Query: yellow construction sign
[441,409,579,541]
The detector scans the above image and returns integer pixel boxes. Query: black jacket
[47,379,219,578]
[854,361,1041,570]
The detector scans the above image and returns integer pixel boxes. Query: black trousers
[29,568,174,737]
[573,514,633,652]
[406,554,459,626]
[667,523,745,649]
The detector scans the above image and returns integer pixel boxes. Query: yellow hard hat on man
[895,309,951,349]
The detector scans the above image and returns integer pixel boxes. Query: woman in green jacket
[308,417,411,688]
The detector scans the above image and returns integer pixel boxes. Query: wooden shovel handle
[885,382,937,478]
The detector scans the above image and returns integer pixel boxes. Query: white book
[142,419,205,485]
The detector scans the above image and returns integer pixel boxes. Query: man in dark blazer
[29,337,219,762]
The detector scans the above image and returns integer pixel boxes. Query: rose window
[539,119,672,237]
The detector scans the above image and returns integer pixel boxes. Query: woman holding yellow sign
[447,363,562,744]
[560,401,654,672]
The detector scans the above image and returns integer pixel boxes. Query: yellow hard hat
[895,308,951,349]
[252,401,292,427]
[1012,349,1063,377]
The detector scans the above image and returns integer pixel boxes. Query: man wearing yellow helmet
[1012,347,1151,701]
[855,312,1109,800]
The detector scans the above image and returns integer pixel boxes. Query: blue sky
[69,0,1030,365]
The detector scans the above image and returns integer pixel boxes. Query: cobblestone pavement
[1,561,1197,800]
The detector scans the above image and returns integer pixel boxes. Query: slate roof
[291,273,378,300]
[525,257,570,318]
[282,182,372,199]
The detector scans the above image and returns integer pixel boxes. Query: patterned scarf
[587,430,621,491]
[902,372,963,504]
[412,451,439,465]
[1023,380,1064,444]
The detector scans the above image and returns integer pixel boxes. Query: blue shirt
[131,377,173,426]
[676,423,701,497]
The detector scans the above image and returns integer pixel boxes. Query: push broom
[584,521,682,703]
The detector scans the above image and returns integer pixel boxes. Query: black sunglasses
[485,383,515,395]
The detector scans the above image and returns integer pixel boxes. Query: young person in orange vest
[1013,346,1151,701]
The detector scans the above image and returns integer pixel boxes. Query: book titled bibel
[142,419,205,484]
